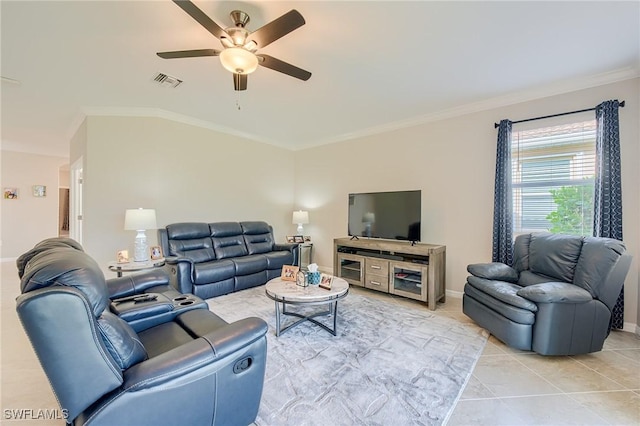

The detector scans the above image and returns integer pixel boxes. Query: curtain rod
[494,100,625,128]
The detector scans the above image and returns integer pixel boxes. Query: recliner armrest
[122,317,267,391]
[467,262,518,283]
[517,282,593,304]
[106,269,171,299]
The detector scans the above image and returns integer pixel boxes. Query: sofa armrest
[273,243,299,253]
[164,256,196,294]
[122,317,268,391]
[517,282,593,304]
[106,269,171,299]
[467,262,518,283]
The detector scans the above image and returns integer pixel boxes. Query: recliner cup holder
[178,300,195,306]
[173,296,188,302]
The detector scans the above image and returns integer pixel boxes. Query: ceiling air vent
[152,72,182,88]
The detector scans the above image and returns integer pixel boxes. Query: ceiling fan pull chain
[236,92,241,110]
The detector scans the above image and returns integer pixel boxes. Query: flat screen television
[348,190,421,242]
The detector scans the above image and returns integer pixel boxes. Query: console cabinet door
[336,253,365,286]
[389,261,427,302]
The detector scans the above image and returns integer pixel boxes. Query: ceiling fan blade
[258,55,311,81]
[157,49,220,59]
[233,73,248,91]
[173,0,228,40]
[249,10,305,48]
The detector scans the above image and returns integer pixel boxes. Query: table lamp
[292,210,309,234]
[124,208,157,262]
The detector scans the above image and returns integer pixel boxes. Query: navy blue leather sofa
[158,221,298,299]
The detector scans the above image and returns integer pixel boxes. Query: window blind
[512,120,596,236]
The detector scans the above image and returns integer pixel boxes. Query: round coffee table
[265,276,349,337]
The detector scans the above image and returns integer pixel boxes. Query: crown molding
[65,66,639,153]
[305,66,639,149]
[75,106,284,147]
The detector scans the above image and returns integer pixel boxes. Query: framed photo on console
[281,265,299,281]
[149,245,163,260]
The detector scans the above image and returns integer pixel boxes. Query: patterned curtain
[492,119,513,265]
[594,99,624,329]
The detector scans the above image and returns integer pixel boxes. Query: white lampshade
[124,208,157,262]
[124,208,157,231]
[292,210,309,225]
[219,47,259,75]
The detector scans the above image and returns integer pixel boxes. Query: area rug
[208,287,487,426]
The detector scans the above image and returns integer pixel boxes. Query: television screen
[348,190,421,241]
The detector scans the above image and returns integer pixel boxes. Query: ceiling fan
[157,0,311,91]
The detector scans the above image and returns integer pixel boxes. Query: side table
[107,259,166,277]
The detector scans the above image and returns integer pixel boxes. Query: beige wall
[0,151,68,258]
[74,116,296,268]
[294,78,639,329]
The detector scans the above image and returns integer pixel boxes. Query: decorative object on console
[292,210,309,234]
[281,265,299,281]
[124,208,157,262]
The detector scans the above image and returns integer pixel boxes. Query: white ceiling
[2,1,639,157]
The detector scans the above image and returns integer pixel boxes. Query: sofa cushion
[210,222,248,259]
[264,251,293,270]
[464,283,535,325]
[193,259,236,285]
[529,233,583,283]
[97,311,147,370]
[166,223,210,240]
[169,238,215,263]
[573,236,626,298]
[517,282,593,304]
[241,221,274,255]
[466,276,537,312]
[232,255,268,276]
[512,233,532,272]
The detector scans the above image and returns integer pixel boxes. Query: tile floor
[1,260,639,425]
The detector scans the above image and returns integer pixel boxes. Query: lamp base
[297,224,304,234]
[133,230,149,262]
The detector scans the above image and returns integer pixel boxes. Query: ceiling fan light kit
[157,0,311,91]
[220,47,258,75]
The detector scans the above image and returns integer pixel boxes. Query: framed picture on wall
[32,185,46,197]
[3,188,18,199]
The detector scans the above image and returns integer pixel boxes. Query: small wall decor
[4,188,18,199]
[32,185,46,197]
[281,265,299,281]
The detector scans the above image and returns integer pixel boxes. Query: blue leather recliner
[16,238,268,425]
[463,232,631,355]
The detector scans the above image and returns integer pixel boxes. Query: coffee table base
[273,299,340,337]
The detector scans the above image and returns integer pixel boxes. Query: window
[512,120,596,236]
